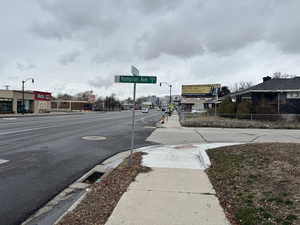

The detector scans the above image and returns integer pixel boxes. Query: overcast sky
[2,0,300,99]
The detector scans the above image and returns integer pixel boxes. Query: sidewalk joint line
[128,188,216,195]
[194,129,209,143]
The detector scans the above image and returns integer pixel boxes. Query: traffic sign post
[115,66,157,165]
[130,82,136,165]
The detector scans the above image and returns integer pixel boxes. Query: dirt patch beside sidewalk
[57,152,151,225]
[206,143,300,225]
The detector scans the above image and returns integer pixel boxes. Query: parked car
[142,108,149,113]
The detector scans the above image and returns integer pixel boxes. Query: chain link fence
[179,111,300,123]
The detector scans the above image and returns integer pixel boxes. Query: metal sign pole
[129,82,136,165]
[129,65,139,165]
[114,66,156,165]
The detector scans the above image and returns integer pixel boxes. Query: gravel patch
[57,152,151,225]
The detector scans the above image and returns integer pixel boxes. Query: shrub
[218,97,236,115]
[237,101,253,115]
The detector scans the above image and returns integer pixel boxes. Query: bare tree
[231,81,253,92]
[272,72,295,79]
[94,97,105,111]
[56,93,73,100]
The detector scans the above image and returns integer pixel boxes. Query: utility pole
[4,85,10,90]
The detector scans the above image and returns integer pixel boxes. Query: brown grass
[206,143,300,225]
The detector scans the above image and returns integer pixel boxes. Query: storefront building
[33,91,52,113]
[51,100,93,112]
[0,90,51,114]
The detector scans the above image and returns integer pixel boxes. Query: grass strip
[206,143,300,225]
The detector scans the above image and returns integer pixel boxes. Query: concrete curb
[198,149,211,169]
[22,150,131,225]
[53,192,88,225]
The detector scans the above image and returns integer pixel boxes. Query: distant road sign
[131,66,139,76]
[115,75,157,84]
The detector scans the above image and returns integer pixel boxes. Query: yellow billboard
[182,84,221,95]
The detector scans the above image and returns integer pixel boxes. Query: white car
[142,108,149,113]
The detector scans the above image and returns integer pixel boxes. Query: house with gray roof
[232,76,300,114]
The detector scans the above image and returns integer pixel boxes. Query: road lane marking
[82,136,107,141]
[0,159,9,165]
[0,126,57,136]
[0,112,161,136]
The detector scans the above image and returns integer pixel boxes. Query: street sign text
[115,75,157,84]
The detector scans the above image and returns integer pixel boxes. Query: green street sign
[115,75,157,84]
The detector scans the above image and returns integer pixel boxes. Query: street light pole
[169,85,172,104]
[22,80,25,114]
[160,82,172,104]
[21,78,34,114]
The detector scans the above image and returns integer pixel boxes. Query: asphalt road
[0,110,162,225]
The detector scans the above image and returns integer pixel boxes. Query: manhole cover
[82,136,107,141]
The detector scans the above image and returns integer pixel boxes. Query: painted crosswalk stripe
[0,159,9,165]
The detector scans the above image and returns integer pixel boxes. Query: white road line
[0,159,9,165]
[0,126,58,136]
[0,112,160,136]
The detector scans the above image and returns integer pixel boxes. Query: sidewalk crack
[249,135,264,143]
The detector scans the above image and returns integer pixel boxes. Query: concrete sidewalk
[149,112,300,144]
[105,114,235,225]
[149,113,203,145]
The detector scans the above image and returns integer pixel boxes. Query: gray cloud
[59,51,81,65]
[3,0,300,98]
[31,0,300,60]
[16,62,36,71]
[136,0,181,13]
[32,0,119,41]
[88,76,114,89]
[137,23,204,59]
